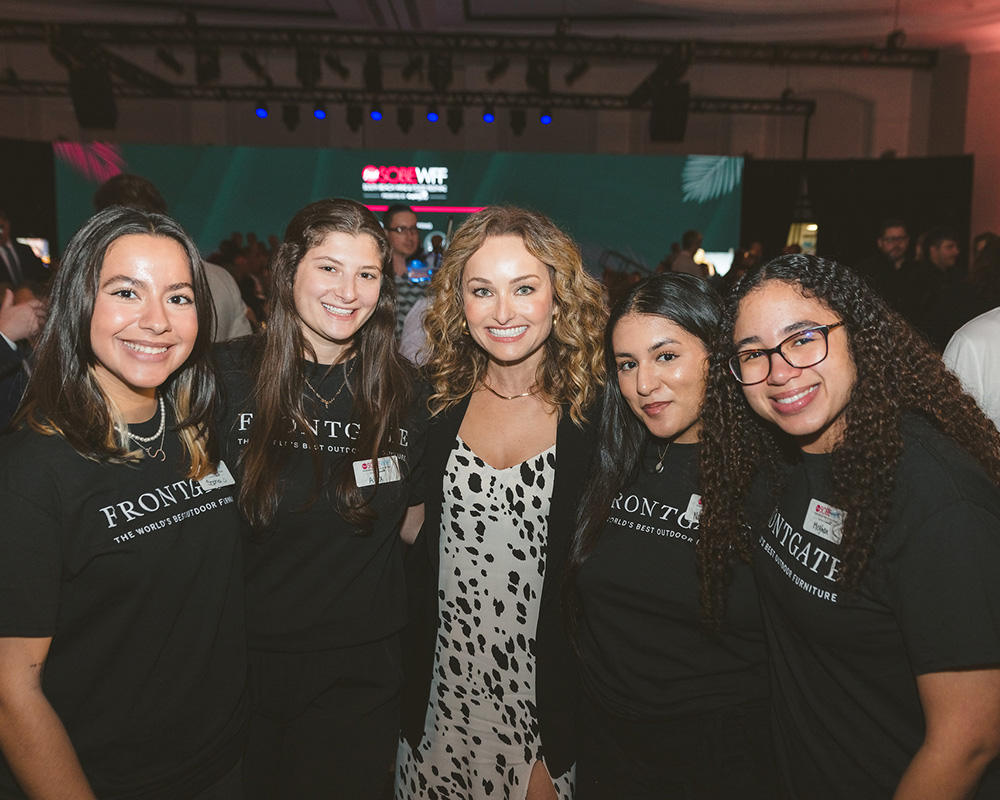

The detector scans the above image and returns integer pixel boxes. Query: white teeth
[488,326,527,338]
[322,303,353,317]
[775,386,816,405]
[122,341,168,355]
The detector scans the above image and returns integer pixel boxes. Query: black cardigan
[400,394,594,777]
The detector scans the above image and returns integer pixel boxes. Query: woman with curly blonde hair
[699,253,1000,798]
[398,206,605,800]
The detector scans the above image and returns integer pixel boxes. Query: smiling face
[613,312,708,443]
[90,234,198,418]
[462,235,556,370]
[293,231,383,365]
[733,280,856,454]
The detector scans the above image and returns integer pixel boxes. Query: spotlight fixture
[397,106,414,133]
[526,58,550,95]
[540,108,553,125]
[346,104,364,132]
[486,56,510,83]
[324,54,350,80]
[254,101,268,119]
[510,108,526,136]
[155,48,184,75]
[428,54,453,93]
[296,48,321,90]
[482,104,495,124]
[363,53,383,93]
[313,103,327,120]
[564,58,589,86]
[195,45,220,84]
[370,102,384,121]
[282,103,300,132]
[241,51,272,87]
[402,55,424,81]
[446,106,464,134]
[426,105,440,122]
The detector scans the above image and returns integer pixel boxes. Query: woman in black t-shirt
[565,273,778,800]
[0,206,246,799]
[700,254,1000,799]
[217,199,423,800]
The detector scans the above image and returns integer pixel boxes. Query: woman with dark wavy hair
[397,206,605,800]
[217,198,424,799]
[699,253,1000,799]
[0,206,246,798]
[565,273,777,800]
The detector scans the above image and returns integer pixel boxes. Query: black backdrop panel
[0,138,58,247]
[741,156,974,269]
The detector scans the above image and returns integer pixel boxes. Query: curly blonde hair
[424,206,606,425]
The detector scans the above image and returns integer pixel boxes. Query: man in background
[0,210,48,288]
[384,204,427,338]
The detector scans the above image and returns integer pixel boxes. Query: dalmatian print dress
[396,437,574,800]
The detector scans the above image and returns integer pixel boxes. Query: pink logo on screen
[362,165,419,184]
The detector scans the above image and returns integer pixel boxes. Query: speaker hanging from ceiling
[649,82,690,143]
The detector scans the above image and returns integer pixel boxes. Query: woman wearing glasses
[565,274,777,799]
[700,254,1000,799]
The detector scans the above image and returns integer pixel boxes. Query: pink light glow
[53,141,125,183]
[366,205,485,214]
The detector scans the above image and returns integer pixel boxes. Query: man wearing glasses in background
[384,204,427,339]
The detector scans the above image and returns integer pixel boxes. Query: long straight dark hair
[238,198,414,536]
[17,205,219,478]
[563,273,722,635]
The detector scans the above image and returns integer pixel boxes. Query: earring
[462,319,469,336]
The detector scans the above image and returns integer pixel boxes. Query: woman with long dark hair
[700,253,1000,798]
[217,198,423,799]
[565,273,776,799]
[0,206,246,798]
[397,206,606,800]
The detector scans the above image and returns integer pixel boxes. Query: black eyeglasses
[729,322,844,385]
[387,225,418,235]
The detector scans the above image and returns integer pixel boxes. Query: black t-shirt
[0,416,247,799]
[756,416,1000,799]
[217,340,426,652]
[577,442,768,720]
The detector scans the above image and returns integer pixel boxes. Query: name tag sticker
[803,498,845,544]
[198,460,236,492]
[353,455,402,487]
[684,492,703,524]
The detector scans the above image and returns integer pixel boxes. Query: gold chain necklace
[482,380,537,401]
[305,358,356,407]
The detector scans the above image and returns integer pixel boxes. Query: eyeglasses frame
[728,321,845,386]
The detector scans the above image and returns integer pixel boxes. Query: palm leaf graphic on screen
[681,156,743,204]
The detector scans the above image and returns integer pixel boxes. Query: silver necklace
[482,380,537,401]
[653,441,671,474]
[120,396,167,461]
[305,358,355,407]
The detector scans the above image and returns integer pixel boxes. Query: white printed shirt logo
[803,498,845,544]
[353,455,402,487]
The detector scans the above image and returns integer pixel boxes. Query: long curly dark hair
[698,254,1000,625]
[563,273,722,641]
